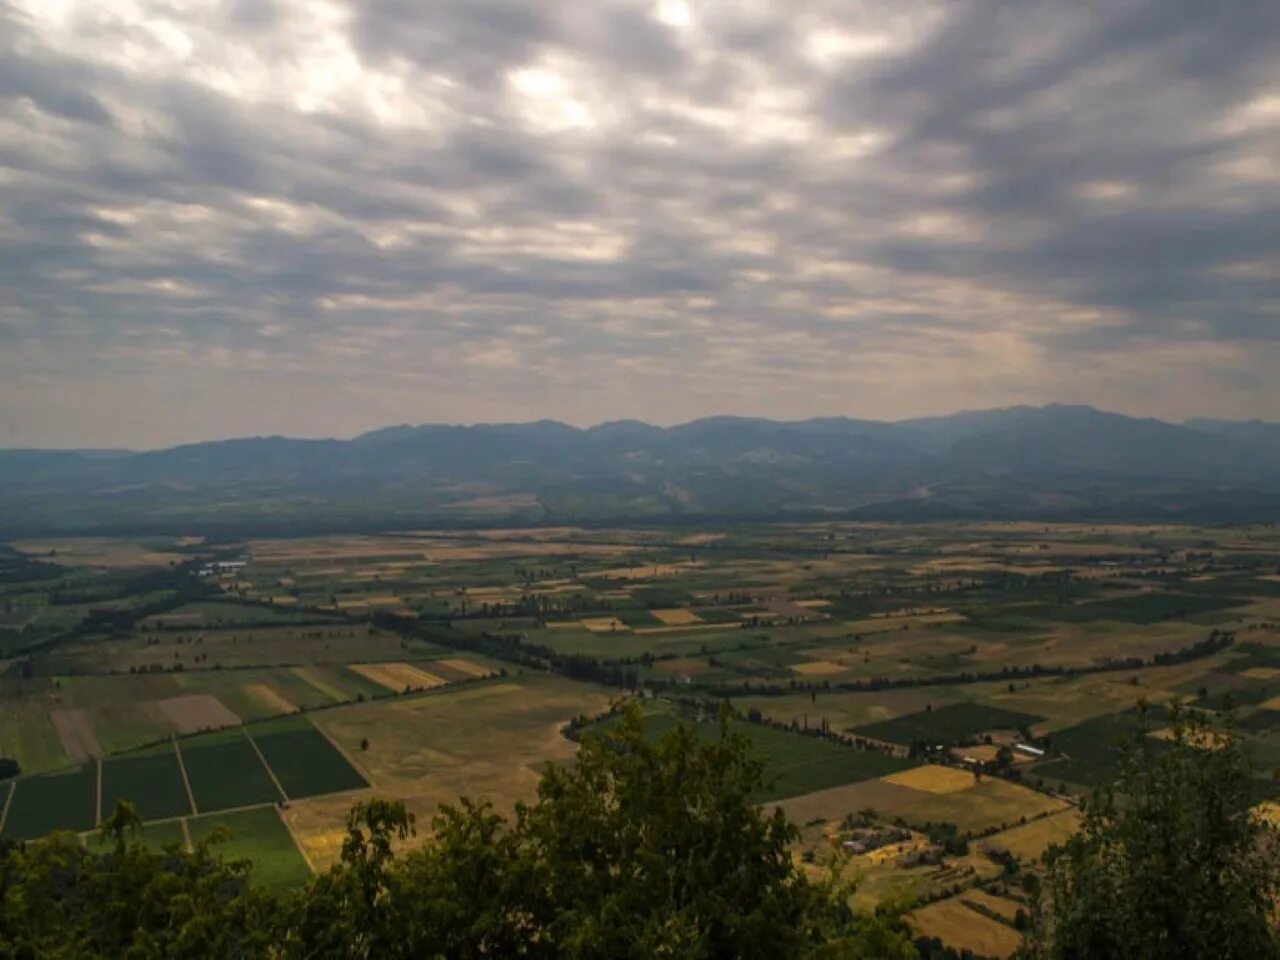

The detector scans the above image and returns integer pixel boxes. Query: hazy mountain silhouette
[2,406,1278,534]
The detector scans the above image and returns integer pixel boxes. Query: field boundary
[0,781,13,834]
[172,737,199,815]
[277,807,317,875]
[310,720,373,786]
[244,730,289,802]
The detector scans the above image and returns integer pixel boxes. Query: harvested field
[650,608,702,626]
[772,778,927,824]
[296,676,612,870]
[349,662,446,692]
[899,779,1067,834]
[957,744,1002,763]
[911,897,1023,959]
[1242,667,1280,680]
[791,660,848,677]
[911,901,1018,957]
[436,658,491,679]
[984,810,1082,861]
[961,888,1024,923]
[244,684,296,716]
[50,709,102,762]
[883,764,977,795]
[580,617,627,633]
[156,694,241,733]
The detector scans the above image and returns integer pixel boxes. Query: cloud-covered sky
[2,0,1277,447]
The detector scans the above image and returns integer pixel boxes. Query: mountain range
[3,405,1279,535]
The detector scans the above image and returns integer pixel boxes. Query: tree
[0,801,280,958]
[1020,704,1280,959]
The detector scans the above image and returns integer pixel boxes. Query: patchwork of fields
[0,716,366,840]
[5,521,1280,953]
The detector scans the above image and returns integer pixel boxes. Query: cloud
[0,0,1276,447]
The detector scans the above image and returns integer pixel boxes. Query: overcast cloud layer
[2,0,1278,447]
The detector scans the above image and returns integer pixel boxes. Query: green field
[1,763,97,839]
[187,806,312,889]
[180,731,284,812]
[250,717,368,799]
[1018,593,1247,624]
[852,703,1045,747]
[594,712,918,802]
[101,744,193,822]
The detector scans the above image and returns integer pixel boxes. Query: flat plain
[5,520,1280,956]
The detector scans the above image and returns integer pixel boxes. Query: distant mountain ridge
[2,405,1279,534]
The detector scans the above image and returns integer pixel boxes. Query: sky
[1,0,1278,448]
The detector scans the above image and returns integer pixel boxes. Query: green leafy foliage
[1021,706,1280,960]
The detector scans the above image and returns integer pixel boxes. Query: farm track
[172,737,199,815]
[0,781,13,834]
[310,721,373,787]
[244,730,289,803]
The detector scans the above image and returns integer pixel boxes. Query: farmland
[4,521,1280,953]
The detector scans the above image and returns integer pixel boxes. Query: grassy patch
[188,806,312,889]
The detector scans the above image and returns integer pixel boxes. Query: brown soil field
[1242,667,1280,680]
[156,694,241,733]
[436,658,493,679]
[580,617,628,633]
[349,662,446,692]
[291,667,348,701]
[633,622,741,636]
[791,660,849,677]
[581,562,698,580]
[961,889,1025,922]
[653,657,710,677]
[650,608,702,626]
[955,745,1005,764]
[244,683,297,715]
[50,709,102,762]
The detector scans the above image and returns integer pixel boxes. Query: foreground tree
[0,802,280,958]
[1021,705,1280,960]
